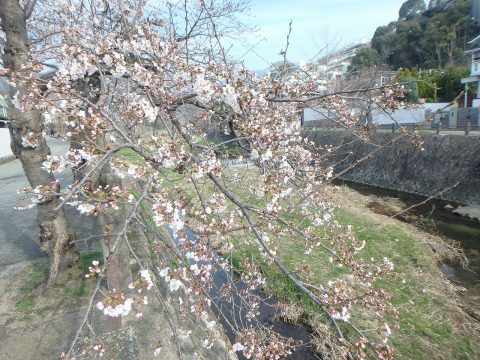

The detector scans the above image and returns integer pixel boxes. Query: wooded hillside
[372,0,479,69]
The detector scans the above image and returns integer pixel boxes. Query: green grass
[61,282,88,299]
[34,305,54,315]
[222,199,477,359]
[15,298,34,312]
[12,254,97,317]
[78,251,102,270]
[19,262,48,295]
[116,135,246,165]
[12,262,47,315]
[59,251,104,300]
[116,147,143,162]
[334,208,426,268]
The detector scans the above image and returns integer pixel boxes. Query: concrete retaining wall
[305,130,480,205]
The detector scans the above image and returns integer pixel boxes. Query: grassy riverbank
[117,146,479,359]
[222,183,479,359]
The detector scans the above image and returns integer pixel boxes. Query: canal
[337,180,480,317]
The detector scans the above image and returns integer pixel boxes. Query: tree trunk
[0,0,78,285]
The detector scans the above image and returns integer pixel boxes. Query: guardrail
[379,122,480,136]
[303,122,480,136]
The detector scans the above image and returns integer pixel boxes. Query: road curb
[0,154,16,166]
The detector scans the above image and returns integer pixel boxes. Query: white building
[371,103,451,125]
[302,103,451,128]
[314,41,371,82]
[461,34,480,107]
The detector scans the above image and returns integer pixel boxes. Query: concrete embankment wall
[305,130,480,205]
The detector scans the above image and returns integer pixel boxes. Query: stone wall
[305,130,480,205]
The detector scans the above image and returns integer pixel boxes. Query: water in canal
[166,227,318,359]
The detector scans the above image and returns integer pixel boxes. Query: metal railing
[304,121,480,136]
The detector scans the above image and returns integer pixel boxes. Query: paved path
[0,138,97,267]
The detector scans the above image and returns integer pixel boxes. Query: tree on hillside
[2,1,418,359]
[371,23,397,62]
[348,48,378,74]
[393,21,424,69]
[436,65,470,100]
[428,0,454,9]
[399,0,426,20]
[397,67,438,101]
[396,66,468,101]
[373,0,479,70]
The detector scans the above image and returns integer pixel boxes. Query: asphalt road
[0,138,97,267]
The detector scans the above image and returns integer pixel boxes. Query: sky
[228,0,408,70]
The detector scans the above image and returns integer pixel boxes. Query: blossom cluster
[42,149,96,173]
[96,289,133,317]
[14,181,60,210]
[85,260,102,278]
[66,185,133,216]
[80,343,105,357]
[128,269,154,293]
[21,131,44,148]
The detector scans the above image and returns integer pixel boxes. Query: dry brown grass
[309,315,345,360]
[272,302,304,325]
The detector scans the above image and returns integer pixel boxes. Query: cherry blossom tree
[0,0,78,285]
[1,0,409,358]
